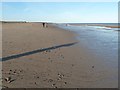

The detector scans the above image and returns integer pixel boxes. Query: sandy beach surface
[1,22,118,88]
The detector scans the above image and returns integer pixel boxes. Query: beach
[2,22,118,88]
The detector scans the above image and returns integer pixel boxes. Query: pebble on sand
[5,77,11,82]
[5,77,12,83]
[52,83,56,86]
[5,77,15,83]
[64,82,67,84]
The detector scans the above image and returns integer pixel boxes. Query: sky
[1,2,118,23]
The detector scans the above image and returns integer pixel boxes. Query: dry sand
[1,22,118,88]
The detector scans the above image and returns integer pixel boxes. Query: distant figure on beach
[42,22,48,28]
[46,23,48,28]
[42,23,45,27]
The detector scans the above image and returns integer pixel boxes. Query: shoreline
[2,22,117,88]
[68,23,120,28]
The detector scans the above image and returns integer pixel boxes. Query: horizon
[2,2,118,23]
[0,21,119,24]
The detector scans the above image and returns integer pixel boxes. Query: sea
[57,23,118,69]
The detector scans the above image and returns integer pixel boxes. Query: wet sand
[1,22,118,88]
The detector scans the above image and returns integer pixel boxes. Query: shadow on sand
[1,42,78,61]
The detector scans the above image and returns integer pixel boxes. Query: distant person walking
[46,23,48,27]
[42,22,45,27]
[42,22,48,28]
